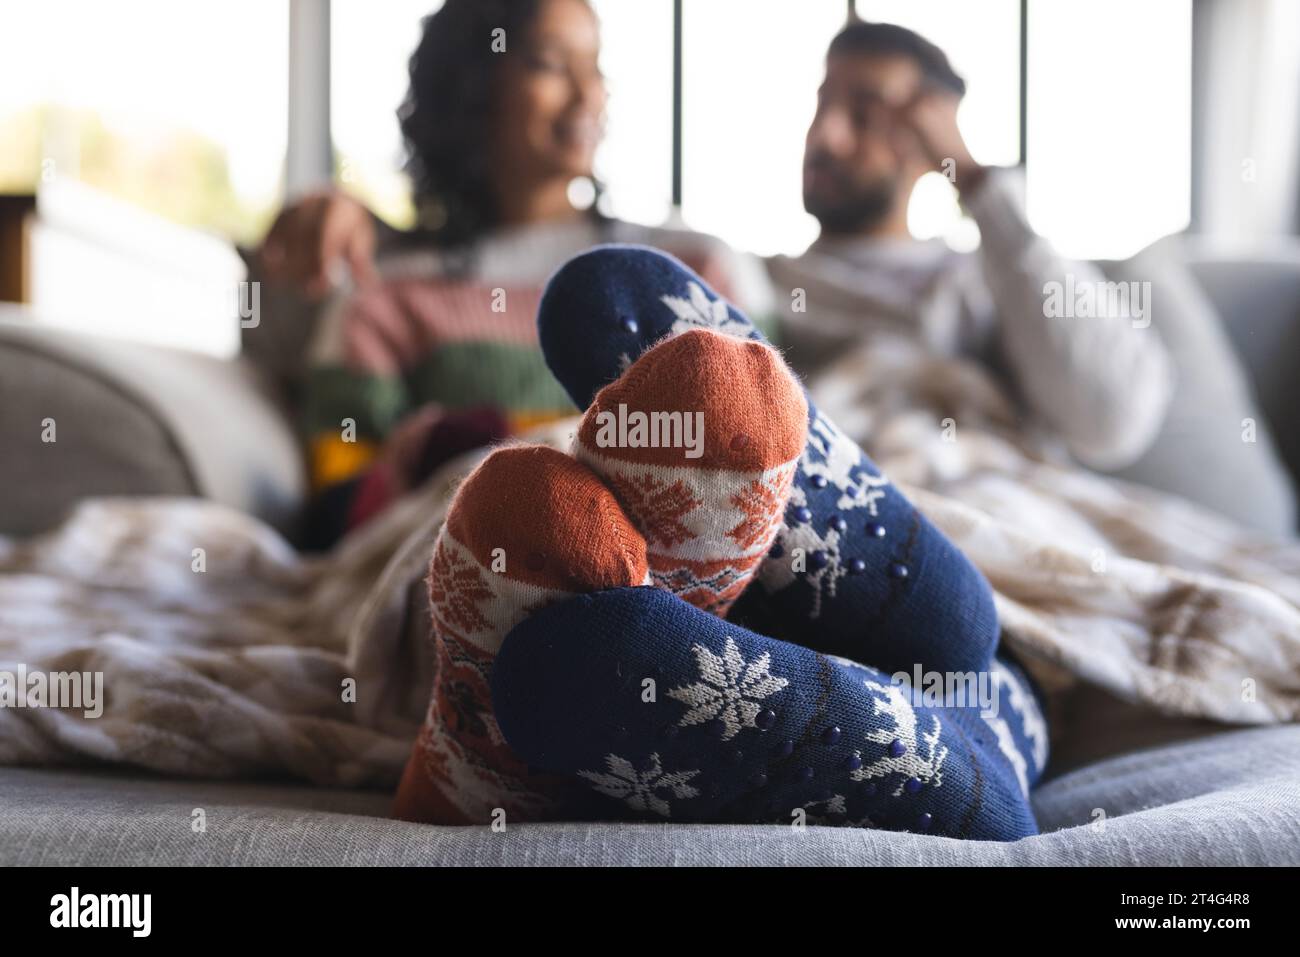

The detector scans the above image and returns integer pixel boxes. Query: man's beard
[803,170,899,235]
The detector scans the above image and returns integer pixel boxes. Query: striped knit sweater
[300,216,771,535]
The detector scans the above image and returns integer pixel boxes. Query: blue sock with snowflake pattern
[491,586,1048,840]
[538,245,999,678]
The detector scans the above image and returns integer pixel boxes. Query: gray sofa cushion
[0,332,196,536]
[3,724,1297,865]
[0,315,307,537]
[1188,246,1300,497]
[1097,239,1296,536]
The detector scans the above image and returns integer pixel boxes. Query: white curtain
[1196,0,1300,240]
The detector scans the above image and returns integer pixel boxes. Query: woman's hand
[257,190,379,299]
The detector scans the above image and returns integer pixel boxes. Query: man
[766,20,1173,472]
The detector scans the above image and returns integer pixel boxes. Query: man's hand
[887,86,988,194]
[257,190,379,299]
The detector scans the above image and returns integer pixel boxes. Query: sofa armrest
[0,313,307,537]
[1095,239,1297,536]
[1182,241,1300,495]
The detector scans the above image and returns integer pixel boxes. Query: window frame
[307,0,1215,235]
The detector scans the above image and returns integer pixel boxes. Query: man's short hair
[827,20,967,98]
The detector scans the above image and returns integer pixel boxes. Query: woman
[252,0,767,547]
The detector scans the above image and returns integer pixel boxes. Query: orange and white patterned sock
[574,328,807,617]
[392,444,650,825]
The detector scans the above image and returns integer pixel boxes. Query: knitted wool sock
[538,245,998,677]
[573,328,807,616]
[392,444,650,825]
[491,586,1048,840]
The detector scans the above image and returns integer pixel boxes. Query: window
[327,0,1195,261]
[331,0,436,230]
[3,0,1203,304]
[0,0,286,354]
[589,0,675,227]
[1026,0,1192,259]
[0,0,288,243]
[679,0,849,257]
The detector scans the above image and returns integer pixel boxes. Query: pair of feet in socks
[393,246,1050,840]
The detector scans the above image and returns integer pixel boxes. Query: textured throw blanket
[1,343,1297,788]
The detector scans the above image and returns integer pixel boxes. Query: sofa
[1,239,1298,866]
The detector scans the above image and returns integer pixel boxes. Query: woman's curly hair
[399,0,598,248]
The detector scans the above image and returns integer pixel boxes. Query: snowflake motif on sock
[802,793,878,829]
[667,637,789,740]
[759,512,846,616]
[979,660,1041,798]
[660,282,753,338]
[806,793,848,818]
[429,539,494,634]
[991,659,1049,772]
[756,411,892,609]
[803,410,890,515]
[607,471,701,547]
[980,709,1029,798]
[853,678,949,797]
[727,467,794,551]
[578,753,701,817]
